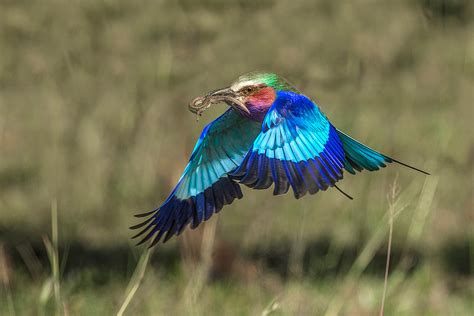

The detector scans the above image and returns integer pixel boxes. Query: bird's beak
[207,87,250,115]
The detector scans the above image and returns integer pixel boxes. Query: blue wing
[231,91,347,199]
[131,109,261,246]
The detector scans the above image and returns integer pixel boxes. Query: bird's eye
[245,87,253,93]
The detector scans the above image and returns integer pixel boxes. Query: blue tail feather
[336,129,429,175]
[336,130,391,174]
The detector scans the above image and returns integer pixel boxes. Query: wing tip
[131,178,244,247]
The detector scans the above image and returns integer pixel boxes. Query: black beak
[207,87,250,114]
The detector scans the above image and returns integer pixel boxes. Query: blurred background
[0,0,472,315]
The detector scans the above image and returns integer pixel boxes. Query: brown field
[0,0,472,315]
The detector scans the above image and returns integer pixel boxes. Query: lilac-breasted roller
[131,72,429,247]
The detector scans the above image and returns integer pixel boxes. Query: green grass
[0,0,472,315]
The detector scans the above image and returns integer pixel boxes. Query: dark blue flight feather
[131,109,261,246]
[231,91,347,199]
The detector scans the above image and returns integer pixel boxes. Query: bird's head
[191,72,297,121]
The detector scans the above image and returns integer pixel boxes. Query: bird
[131,71,429,247]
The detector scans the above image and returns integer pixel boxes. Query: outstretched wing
[131,109,261,246]
[231,91,347,199]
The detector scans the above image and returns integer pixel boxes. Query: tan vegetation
[0,0,472,315]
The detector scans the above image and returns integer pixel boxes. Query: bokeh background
[0,0,472,315]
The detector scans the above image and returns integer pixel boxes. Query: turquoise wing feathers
[131,109,261,246]
[231,91,347,199]
[131,87,428,247]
